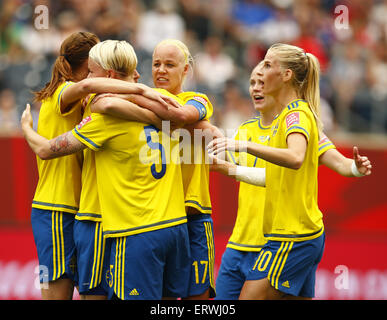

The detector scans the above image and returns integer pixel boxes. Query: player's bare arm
[21,104,86,160]
[48,131,86,158]
[91,96,163,129]
[60,78,176,113]
[208,132,307,170]
[319,146,372,177]
[126,94,196,127]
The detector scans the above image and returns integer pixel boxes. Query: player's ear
[282,68,293,83]
[107,69,114,78]
[183,63,189,76]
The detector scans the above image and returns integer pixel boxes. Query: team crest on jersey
[286,112,300,128]
[77,116,92,130]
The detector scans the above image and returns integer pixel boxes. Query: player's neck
[275,87,299,113]
[260,109,276,127]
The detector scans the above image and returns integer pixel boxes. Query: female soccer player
[30,31,99,300]
[212,62,372,300]
[209,43,352,299]
[151,39,222,299]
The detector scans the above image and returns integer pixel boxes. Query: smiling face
[152,43,188,95]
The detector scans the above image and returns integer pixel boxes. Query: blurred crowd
[0,0,386,136]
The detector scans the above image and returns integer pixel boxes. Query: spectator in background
[194,36,235,95]
[229,0,275,42]
[0,88,20,135]
[0,0,385,135]
[66,0,106,31]
[178,0,211,42]
[329,40,366,130]
[292,0,329,71]
[368,0,387,42]
[363,37,387,132]
[0,0,24,55]
[135,0,185,54]
[255,6,300,46]
[218,80,256,137]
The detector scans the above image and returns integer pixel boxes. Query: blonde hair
[154,39,194,85]
[89,40,137,77]
[268,43,323,135]
[155,39,193,66]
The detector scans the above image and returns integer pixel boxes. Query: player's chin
[253,98,265,110]
[155,80,170,90]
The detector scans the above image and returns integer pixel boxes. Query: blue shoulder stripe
[318,142,334,151]
[286,126,310,139]
[73,127,101,149]
[57,82,72,106]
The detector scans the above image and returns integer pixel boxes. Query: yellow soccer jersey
[227,117,270,252]
[264,99,324,242]
[72,94,187,238]
[75,94,102,222]
[32,81,83,214]
[177,91,213,214]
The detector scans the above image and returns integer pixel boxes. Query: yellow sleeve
[72,113,121,151]
[53,81,83,116]
[283,110,312,141]
[318,133,336,157]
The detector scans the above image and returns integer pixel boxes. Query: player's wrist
[351,160,365,177]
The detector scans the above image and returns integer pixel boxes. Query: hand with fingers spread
[352,146,372,176]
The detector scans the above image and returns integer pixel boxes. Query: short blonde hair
[154,39,193,68]
[153,39,194,87]
[89,39,137,76]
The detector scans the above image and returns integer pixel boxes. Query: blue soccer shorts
[73,219,110,295]
[215,247,259,300]
[106,223,191,300]
[246,233,325,298]
[31,208,77,284]
[186,214,216,298]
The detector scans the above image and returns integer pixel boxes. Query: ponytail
[34,31,99,102]
[301,53,323,135]
[268,43,323,136]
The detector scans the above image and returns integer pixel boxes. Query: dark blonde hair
[268,43,323,134]
[34,31,99,102]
